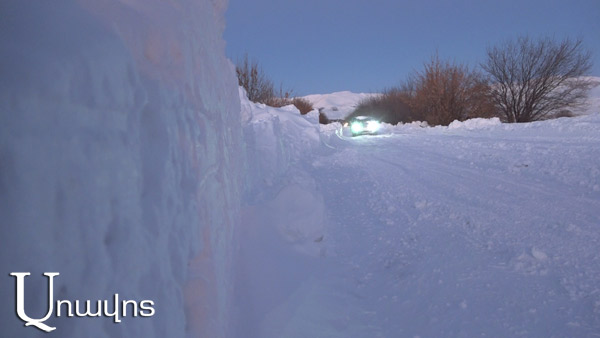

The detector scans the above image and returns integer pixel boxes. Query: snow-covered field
[237,89,600,337]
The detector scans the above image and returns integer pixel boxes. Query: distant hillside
[303,91,379,120]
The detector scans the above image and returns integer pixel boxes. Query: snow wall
[0,1,242,337]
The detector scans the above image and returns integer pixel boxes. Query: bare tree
[403,55,494,126]
[236,54,274,104]
[235,55,313,114]
[482,36,594,122]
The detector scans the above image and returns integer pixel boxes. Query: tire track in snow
[310,132,600,336]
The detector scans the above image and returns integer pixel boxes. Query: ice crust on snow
[1,1,240,337]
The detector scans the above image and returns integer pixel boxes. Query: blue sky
[224,0,600,96]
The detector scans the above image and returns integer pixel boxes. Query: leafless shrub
[350,55,493,126]
[349,89,414,124]
[291,97,314,115]
[236,54,275,104]
[263,96,288,108]
[236,56,312,114]
[482,36,594,122]
[261,89,312,115]
[264,96,314,115]
[403,55,495,126]
[319,111,329,124]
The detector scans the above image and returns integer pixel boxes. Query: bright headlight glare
[351,122,364,133]
[366,120,380,132]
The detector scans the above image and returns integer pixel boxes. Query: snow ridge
[0,1,240,337]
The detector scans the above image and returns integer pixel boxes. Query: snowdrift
[240,88,328,255]
[0,1,240,337]
[241,88,321,194]
[236,90,333,336]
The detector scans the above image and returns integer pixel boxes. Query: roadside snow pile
[235,90,332,337]
[447,117,502,130]
[303,91,379,120]
[235,91,329,338]
[319,121,344,134]
[241,88,321,197]
[497,112,600,138]
[0,1,240,337]
[336,117,501,136]
[240,87,328,251]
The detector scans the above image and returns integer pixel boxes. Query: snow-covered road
[235,114,600,337]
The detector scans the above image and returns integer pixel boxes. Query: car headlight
[351,122,364,134]
[366,120,380,132]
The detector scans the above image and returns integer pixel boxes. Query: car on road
[345,116,381,136]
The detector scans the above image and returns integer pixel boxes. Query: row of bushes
[347,36,594,125]
[236,36,594,125]
[236,54,313,115]
[348,56,496,125]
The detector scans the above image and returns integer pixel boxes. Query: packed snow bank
[0,1,240,337]
[241,88,321,198]
[447,117,502,130]
[236,89,331,336]
[240,87,330,253]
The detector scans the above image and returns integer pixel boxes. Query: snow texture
[236,92,600,337]
[240,87,322,199]
[0,1,241,337]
